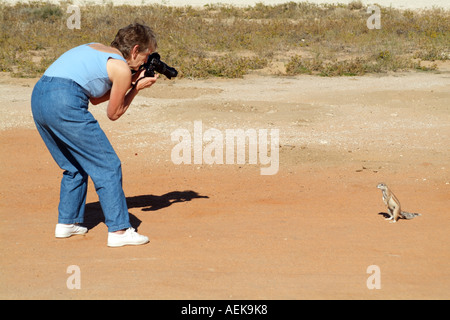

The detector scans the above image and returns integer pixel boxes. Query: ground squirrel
[376,183,421,223]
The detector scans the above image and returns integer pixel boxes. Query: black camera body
[142,52,178,79]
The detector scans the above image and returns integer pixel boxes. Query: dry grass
[0,1,448,78]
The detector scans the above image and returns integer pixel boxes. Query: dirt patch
[0,71,449,299]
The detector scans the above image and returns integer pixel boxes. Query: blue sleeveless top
[44,43,127,98]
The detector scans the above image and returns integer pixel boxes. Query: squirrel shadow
[82,190,209,231]
[378,212,391,219]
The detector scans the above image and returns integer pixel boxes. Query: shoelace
[126,228,139,237]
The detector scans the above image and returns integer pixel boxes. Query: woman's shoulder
[106,57,131,80]
[87,43,123,57]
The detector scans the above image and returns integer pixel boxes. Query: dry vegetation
[0,1,449,78]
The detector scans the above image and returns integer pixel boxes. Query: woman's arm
[104,59,158,121]
[89,69,145,106]
[89,90,111,105]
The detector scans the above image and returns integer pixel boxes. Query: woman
[31,23,158,247]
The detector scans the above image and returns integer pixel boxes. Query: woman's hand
[132,70,159,92]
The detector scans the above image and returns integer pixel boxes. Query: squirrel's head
[377,183,387,190]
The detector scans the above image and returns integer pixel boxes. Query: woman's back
[44,43,126,97]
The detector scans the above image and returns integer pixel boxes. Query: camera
[142,52,178,79]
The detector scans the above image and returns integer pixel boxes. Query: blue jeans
[31,76,131,232]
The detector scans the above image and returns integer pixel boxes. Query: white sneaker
[55,223,88,238]
[107,228,149,247]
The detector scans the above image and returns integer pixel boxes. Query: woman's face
[128,45,153,71]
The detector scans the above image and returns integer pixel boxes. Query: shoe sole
[107,239,149,248]
[55,230,88,238]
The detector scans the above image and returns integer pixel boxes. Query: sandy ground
[0,68,449,300]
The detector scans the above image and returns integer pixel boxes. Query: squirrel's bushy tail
[400,211,421,220]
